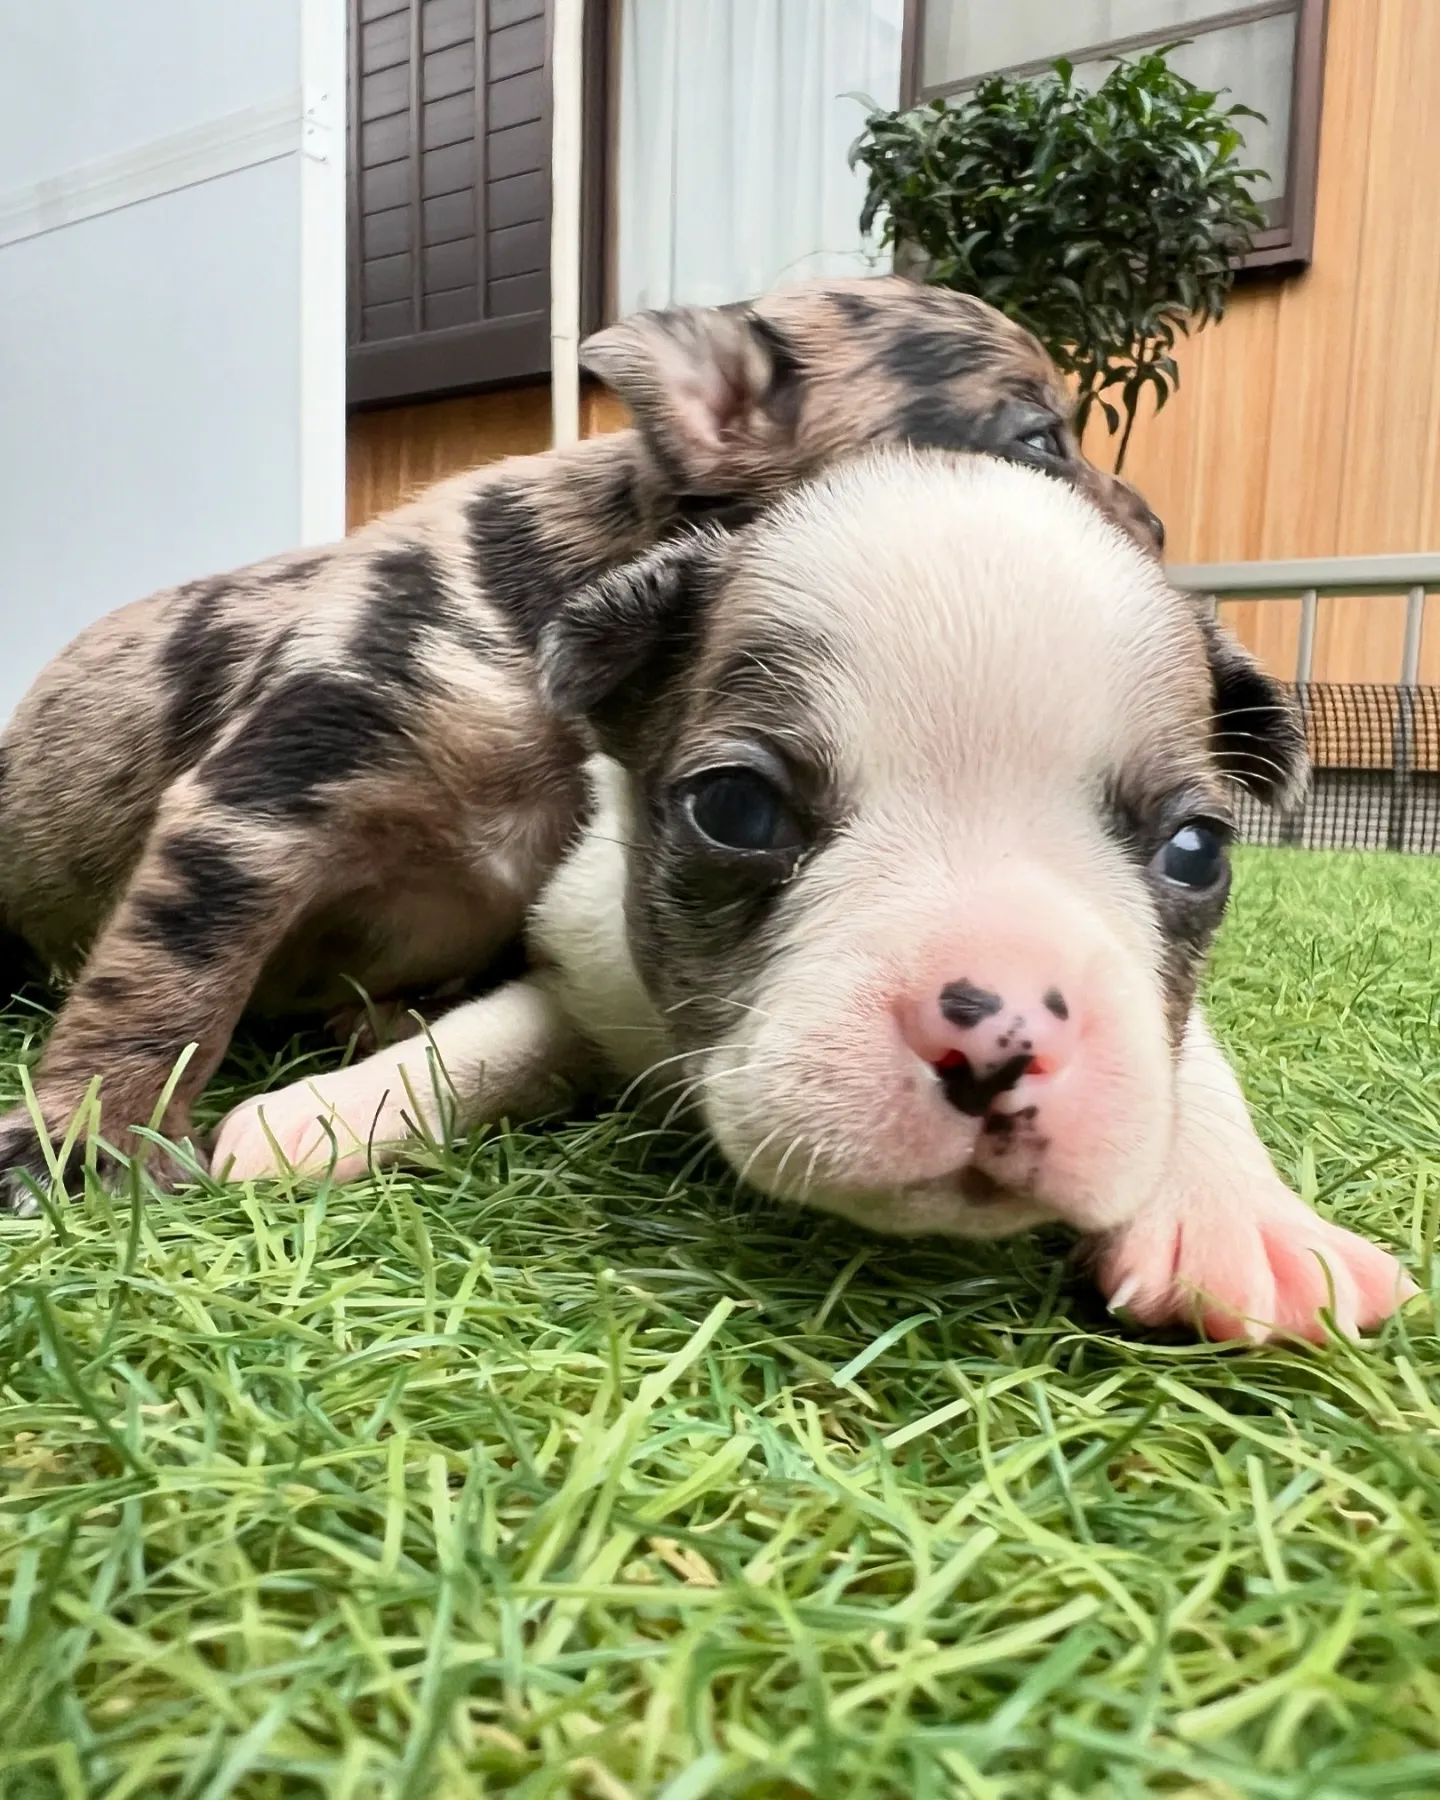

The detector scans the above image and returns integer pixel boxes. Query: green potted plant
[851,50,1267,472]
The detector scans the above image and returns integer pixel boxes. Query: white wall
[0,0,346,725]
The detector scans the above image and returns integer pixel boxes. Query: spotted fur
[0,276,1162,1202]
[209,454,1411,1341]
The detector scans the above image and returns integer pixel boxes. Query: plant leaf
[851,43,1262,430]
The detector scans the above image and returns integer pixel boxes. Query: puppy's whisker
[613,1043,723,1113]
[665,993,776,1023]
[767,1133,812,1201]
[798,1141,827,1203]
[733,1122,800,1197]
[1202,700,1297,722]
[649,1061,768,1132]
[639,1050,789,1132]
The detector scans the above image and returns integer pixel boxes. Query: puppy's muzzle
[901,972,1077,1122]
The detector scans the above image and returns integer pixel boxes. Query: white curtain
[616,0,904,314]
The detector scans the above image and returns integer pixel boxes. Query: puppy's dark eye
[1014,423,1067,460]
[1155,821,1228,891]
[683,767,803,855]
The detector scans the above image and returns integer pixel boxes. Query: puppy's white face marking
[540,450,1289,1241]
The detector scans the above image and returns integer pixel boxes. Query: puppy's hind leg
[0,778,333,1209]
[323,940,531,1052]
[213,979,588,1183]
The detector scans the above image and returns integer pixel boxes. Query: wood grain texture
[1092,0,1440,684]
[346,383,629,528]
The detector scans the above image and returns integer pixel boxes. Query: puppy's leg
[1093,1009,1417,1342]
[213,979,586,1183]
[0,785,330,1208]
[324,985,463,1053]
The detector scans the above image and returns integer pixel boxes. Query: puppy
[213,449,1416,1343]
[0,276,1162,1205]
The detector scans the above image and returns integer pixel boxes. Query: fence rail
[1169,554,1438,853]
[1169,553,1433,686]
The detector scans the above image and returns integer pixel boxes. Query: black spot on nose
[938,1052,1032,1117]
[939,979,1003,1029]
[1043,988,1069,1021]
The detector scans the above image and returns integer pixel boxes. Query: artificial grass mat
[2,848,1439,1800]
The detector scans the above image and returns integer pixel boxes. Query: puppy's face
[541,452,1303,1241]
[583,276,1164,557]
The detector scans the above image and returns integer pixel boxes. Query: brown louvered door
[348,0,552,407]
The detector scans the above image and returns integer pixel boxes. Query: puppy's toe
[0,1173,44,1218]
[1259,1214,1418,1343]
[0,1115,59,1216]
[0,1105,206,1207]
[137,1137,209,1194]
[213,1084,376,1184]
[1097,1177,1417,1344]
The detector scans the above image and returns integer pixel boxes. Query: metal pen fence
[1169,554,1440,854]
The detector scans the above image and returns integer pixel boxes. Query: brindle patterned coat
[0,275,1162,1204]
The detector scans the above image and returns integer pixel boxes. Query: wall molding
[0,91,305,249]
[298,0,348,544]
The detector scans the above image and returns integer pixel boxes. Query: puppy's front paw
[0,1103,205,1210]
[212,1060,421,1184]
[1096,1177,1418,1343]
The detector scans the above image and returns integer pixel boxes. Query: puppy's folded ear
[1201,616,1309,809]
[580,305,802,492]
[537,529,728,752]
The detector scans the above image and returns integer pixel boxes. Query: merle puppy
[214,451,1415,1343]
[0,277,1162,1203]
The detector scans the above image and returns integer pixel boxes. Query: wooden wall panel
[1091,0,1440,685]
[1335,1,1440,555]
[346,383,628,528]
[1188,287,1284,564]
[1257,0,1380,562]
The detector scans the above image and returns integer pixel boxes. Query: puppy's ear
[1201,616,1309,808]
[580,305,802,492]
[538,529,728,750]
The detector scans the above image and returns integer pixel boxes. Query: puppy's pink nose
[902,977,1077,1116]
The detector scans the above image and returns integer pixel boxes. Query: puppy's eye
[683,767,803,855]
[1014,423,1067,460]
[1155,821,1228,891]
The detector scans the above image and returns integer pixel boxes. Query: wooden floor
[346,384,627,531]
